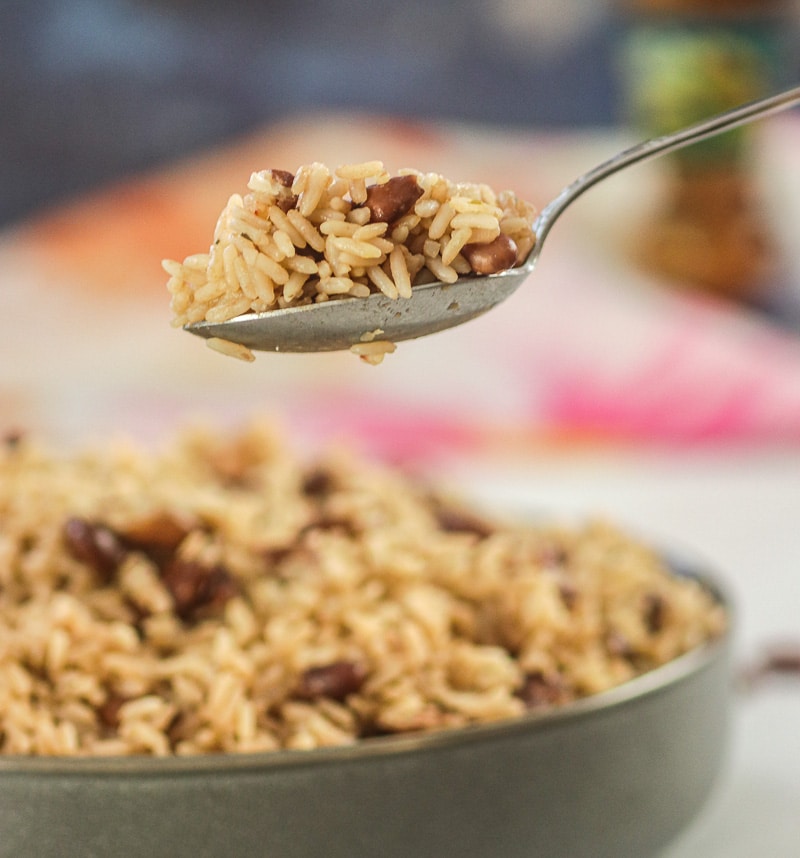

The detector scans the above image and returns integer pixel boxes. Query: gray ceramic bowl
[0,564,731,858]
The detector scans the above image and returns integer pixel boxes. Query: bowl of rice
[0,423,731,858]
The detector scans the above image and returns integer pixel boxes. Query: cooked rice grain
[349,340,397,365]
[205,337,256,362]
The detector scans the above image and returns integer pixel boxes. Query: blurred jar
[619,0,793,302]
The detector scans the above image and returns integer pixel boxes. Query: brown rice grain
[450,212,502,233]
[205,296,252,323]
[328,177,350,197]
[286,209,326,253]
[338,252,384,270]
[451,255,471,275]
[353,222,389,241]
[282,271,310,303]
[285,255,319,276]
[346,205,372,226]
[259,236,288,263]
[231,209,271,237]
[330,236,384,260]
[267,206,308,249]
[349,178,368,205]
[390,223,410,244]
[162,258,185,278]
[273,229,296,259]
[441,227,473,267]
[238,241,258,268]
[348,283,372,298]
[119,721,171,756]
[350,340,397,364]
[205,338,256,362]
[424,256,459,284]
[335,161,386,180]
[295,163,331,217]
[323,197,352,216]
[428,202,455,241]
[367,264,399,300]
[222,243,240,288]
[320,220,360,237]
[233,255,259,301]
[389,246,413,298]
[193,280,227,304]
[450,197,497,215]
[423,238,442,259]
[255,252,290,286]
[414,198,440,218]
[251,267,276,304]
[466,227,502,246]
[307,209,345,228]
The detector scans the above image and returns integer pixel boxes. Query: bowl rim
[0,563,733,777]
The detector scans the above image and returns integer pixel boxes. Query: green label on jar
[623,20,781,166]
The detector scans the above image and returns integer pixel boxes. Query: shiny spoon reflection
[186,84,800,353]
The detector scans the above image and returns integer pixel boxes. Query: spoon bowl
[186,84,800,353]
[187,265,533,352]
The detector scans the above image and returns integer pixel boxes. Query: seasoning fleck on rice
[164,162,538,360]
[0,422,725,757]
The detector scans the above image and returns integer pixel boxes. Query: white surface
[442,445,800,856]
[667,688,800,857]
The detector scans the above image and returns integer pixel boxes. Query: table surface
[1,112,798,855]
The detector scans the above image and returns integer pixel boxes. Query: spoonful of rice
[167,84,800,362]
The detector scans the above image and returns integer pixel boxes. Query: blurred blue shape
[0,0,620,225]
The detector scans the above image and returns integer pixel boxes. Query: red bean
[270,169,295,188]
[643,593,668,634]
[120,512,189,551]
[301,466,336,498]
[430,502,494,538]
[63,517,126,583]
[268,170,298,211]
[97,693,127,730]
[295,661,367,702]
[462,233,518,275]
[160,558,240,623]
[558,582,579,611]
[364,175,423,224]
[518,671,570,708]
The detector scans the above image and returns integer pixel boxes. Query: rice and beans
[0,423,725,757]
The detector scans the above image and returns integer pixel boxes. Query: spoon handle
[533,83,800,246]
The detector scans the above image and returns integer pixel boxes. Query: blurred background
[2,0,800,444]
[1,0,626,227]
[1,6,799,852]
[0,0,799,470]
[3,1,799,302]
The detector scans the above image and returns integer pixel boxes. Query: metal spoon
[186,84,800,353]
